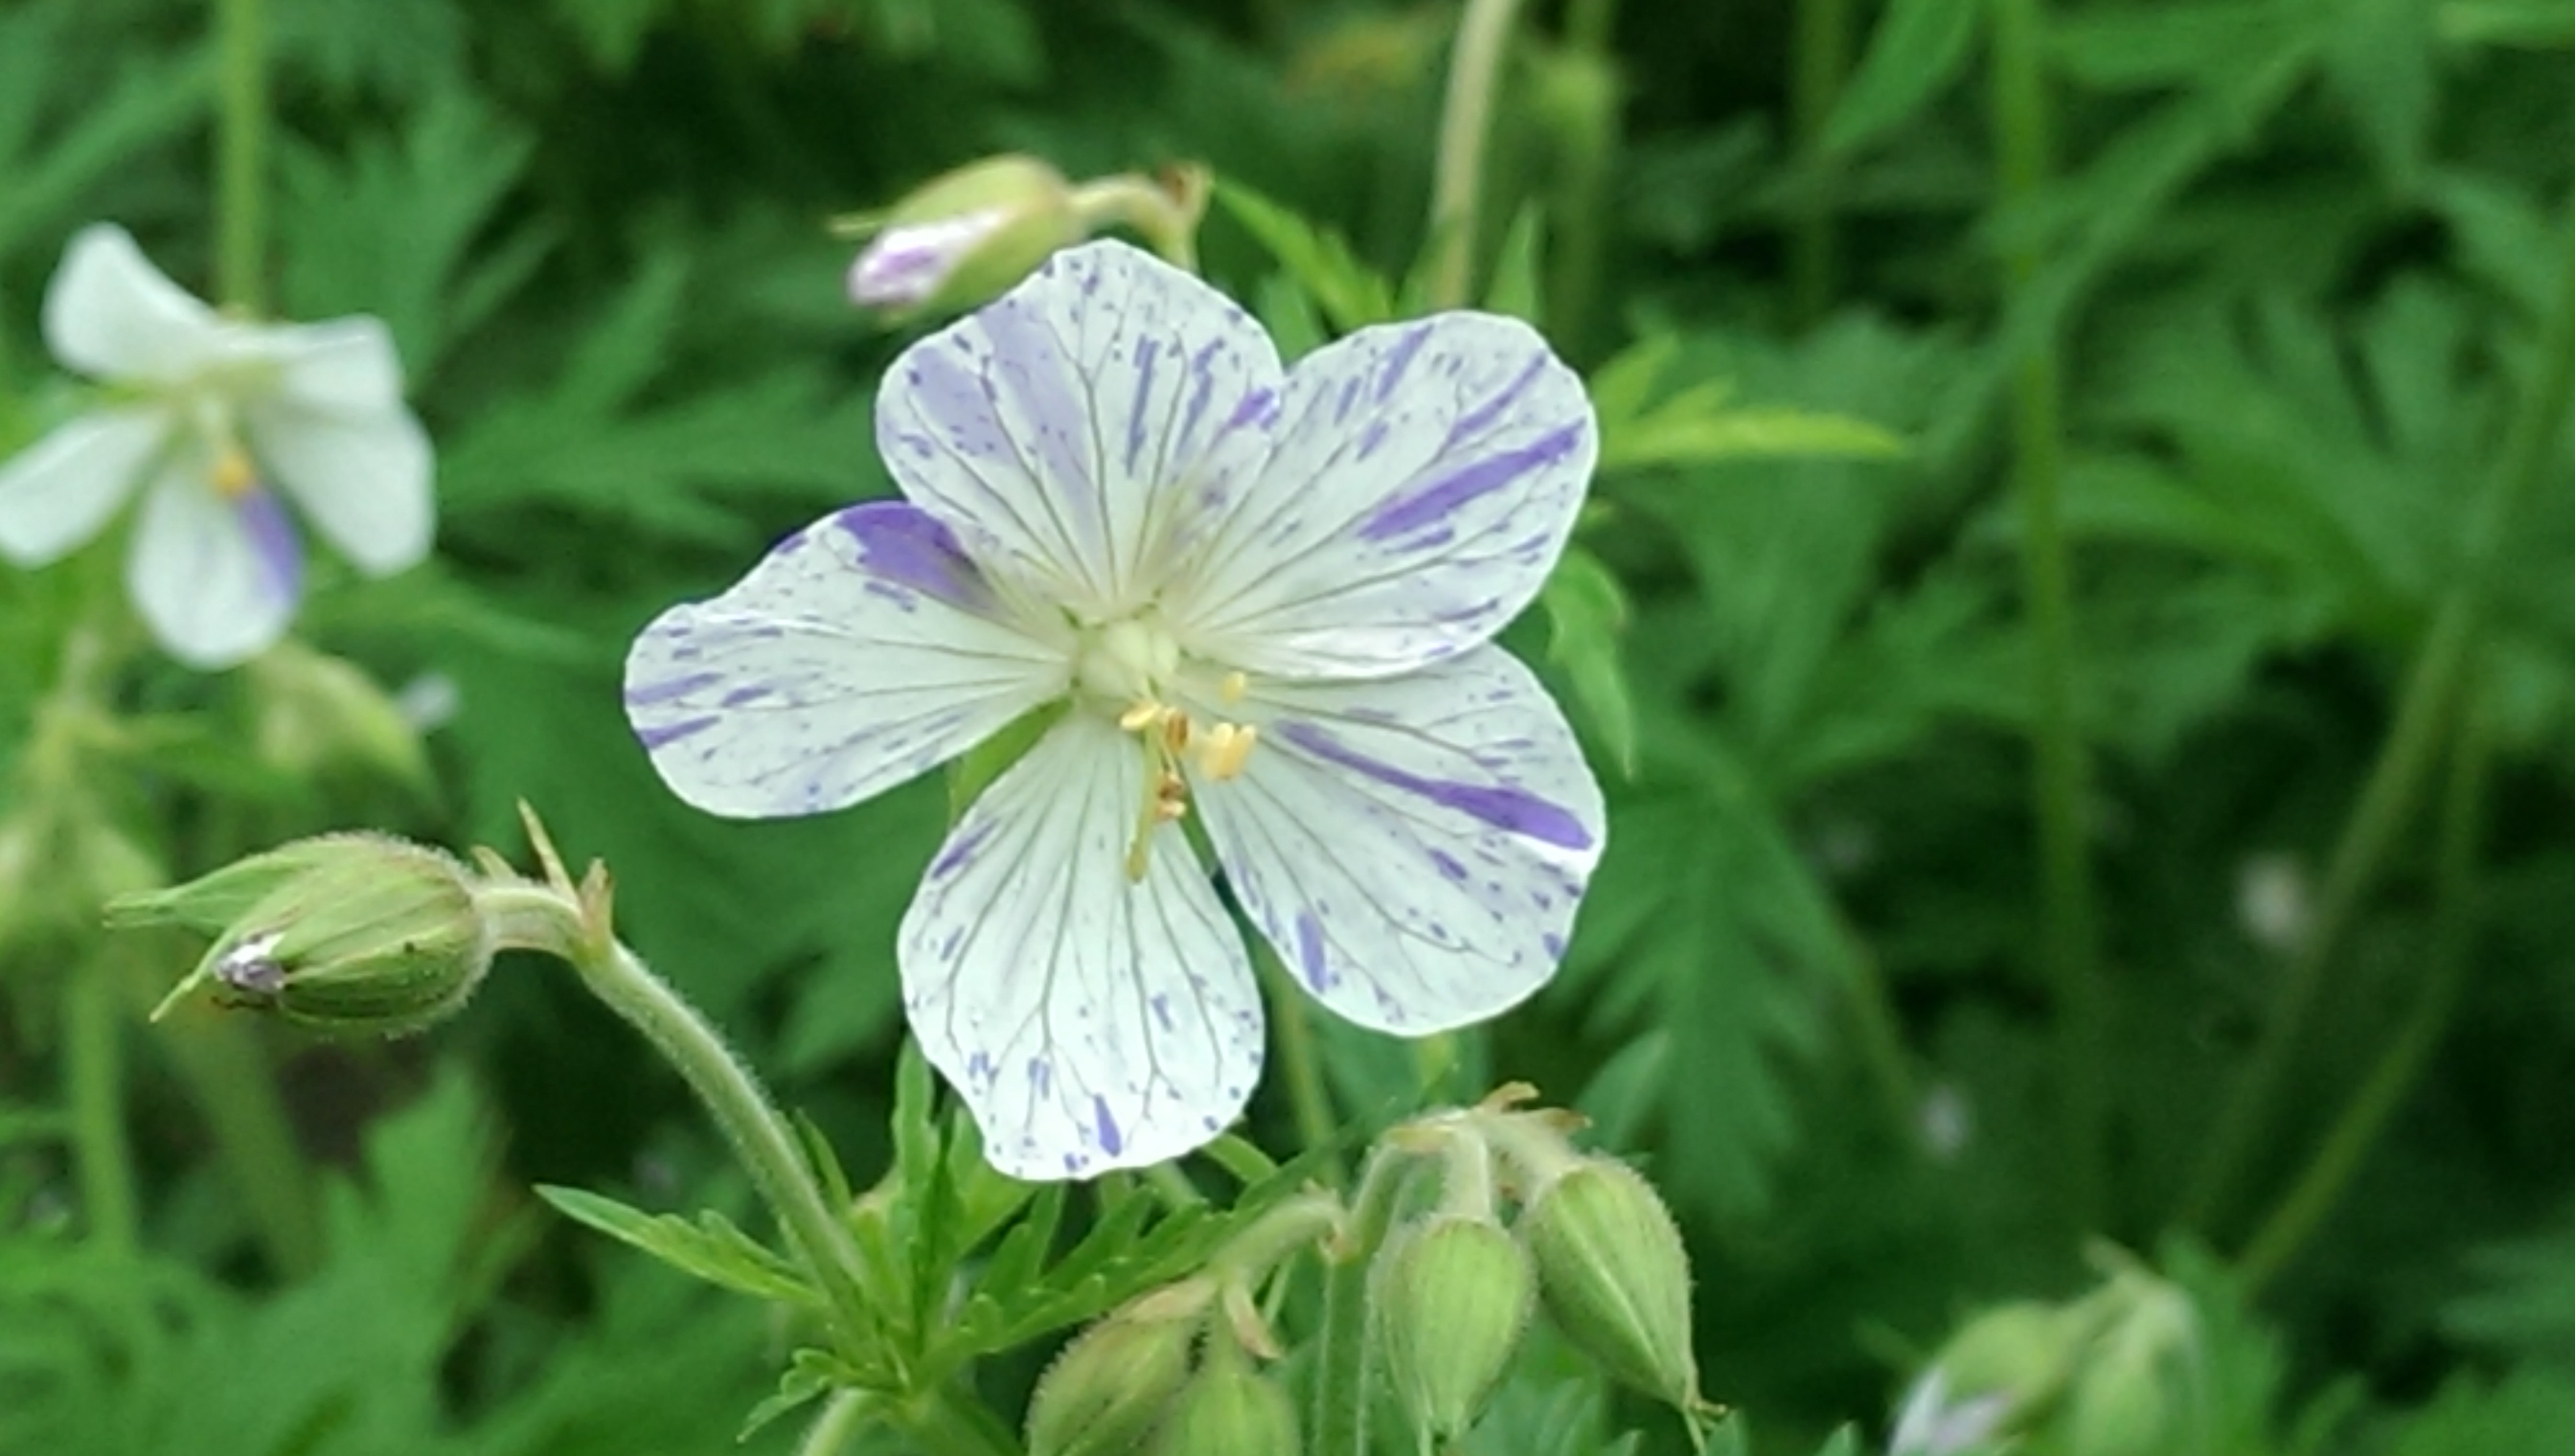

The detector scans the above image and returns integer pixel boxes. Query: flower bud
[247,641,431,789]
[115,834,492,1035]
[844,155,1080,321]
[1521,1157,1704,1418]
[1151,1347,1298,1456]
[1892,1301,2082,1455]
[2063,1285,2197,1456]
[1025,1305,1198,1456]
[1373,1213,1534,1443]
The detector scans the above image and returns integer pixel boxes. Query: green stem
[1426,0,1526,308]
[1791,0,1853,326]
[480,883,881,1354]
[1991,0,2108,1232]
[1546,6,1622,359]
[1313,1146,1413,1454]
[795,1391,874,1456]
[65,963,139,1256]
[215,0,269,312]
[889,1388,1022,1456]
[1834,916,1925,1147]
[1256,945,1344,1185]
[137,965,324,1275]
[2235,684,2495,1293]
[2183,182,2575,1234]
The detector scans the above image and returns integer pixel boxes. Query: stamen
[1220,671,1248,705]
[1118,701,1163,733]
[1200,722,1259,782]
[210,445,258,501]
[1161,711,1193,754]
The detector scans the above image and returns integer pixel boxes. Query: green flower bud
[1026,1305,1199,1456]
[246,641,432,789]
[1893,1301,2086,1455]
[1373,1213,1535,1443]
[1151,1347,1298,1456]
[1521,1158,1703,1418]
[844,155,1080,322]
[116,834,491,1035]
[2064,1285,2198,1456]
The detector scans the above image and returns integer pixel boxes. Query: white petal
[0,407,166,564]
[242,396,433,574]
[1196,646,1604,1034]
[626,501,1068,819]
[126,465,304,671]
[259,316,409,415]
[901,715,1264,1179]
[1171,313,1595,678]
[876,239,1282,614]
[41,224,229,383]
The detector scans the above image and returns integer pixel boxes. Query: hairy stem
[65,963,138,1256]
[1991,0,2108,1231]
[215,0,269,312]
[1313,1145,1412,1454]
[1426,0,1527,308]
[2236,685,2495,1292]
[2184,182,2575,1233]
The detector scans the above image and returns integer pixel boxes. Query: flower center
[1072,613,1259,880]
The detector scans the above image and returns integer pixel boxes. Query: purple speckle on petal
[1360,422,1584,543]
[1151,993,1174,1033]
[929,820,994,880]
[1444,353,1549,446]
[637,715,720,751]
[236,489,304,604]
[1376,325,1431,401]
[1294,910,1331,991]
[832,501,997,611]
[1428,849,1470,882]
[1028,1058,1054,1096]
[625,671,724,708]
[1542,932,1565,959]
[1093,1095,1124,1156]
[1278,721,1594,851]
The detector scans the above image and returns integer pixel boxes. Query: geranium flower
[627,239,1604,1178]
[0,224,432,668]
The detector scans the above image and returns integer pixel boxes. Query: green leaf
[0,11,207,264]
[536,1185,824,1308]
[1590,334,1906,474]
[1542,548,1640,775]
[1483,204,1548,325]
[1824,0,1984,154]
[1213,178,1397,332]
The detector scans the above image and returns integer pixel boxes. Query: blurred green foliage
[7,0,2575,1450]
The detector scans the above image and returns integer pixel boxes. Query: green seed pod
[1026,1308,1198,1456]
[1521,1158,1703,1416]
[117,834,491,1035]
[845,155,1081,323]
[1151,1347,1298,1456]
[1373,1213,1535,1443]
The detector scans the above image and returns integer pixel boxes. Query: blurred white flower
[2234,852,2313,955]
[1890,1368,2012,1456]
[629,239,1604,1178]
[0,224,433,669]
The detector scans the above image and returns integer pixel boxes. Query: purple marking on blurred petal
[1278,721,1593,851]
[1445,353,1548,446]
[1126,337,1160,475]
[1376,325,1431,401]
[930,819,995,880]
[1359,421,1584,542]
[1294,910,1330,990]
[832,501,997,612]
[625,670,723,708]
[236,489,303,603]
[638,715,719,750]
[1093,1095,1124,1156]
[848,209,1004,307]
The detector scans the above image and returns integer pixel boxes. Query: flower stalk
[1426,0,1526,308]
[64,959,138,1255]
[1990,0,2108,1233]
[215,0,269,312]
[1313,1144,1415,1454]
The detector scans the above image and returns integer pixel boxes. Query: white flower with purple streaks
[626,239,1604,1180]
[0,224,432,669]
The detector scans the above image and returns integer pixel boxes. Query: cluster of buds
[1026,1192,1335,1456]
[836,154,1211,325]
[113,832,499,1035]
[1365,1087,1712,1448]
[1891,1253,2204,1456]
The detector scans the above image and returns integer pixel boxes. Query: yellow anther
[210,445,258,500]
[1118,700,1164,733]
[1198,721,1259,782]
[1154,770,1190,822]
[1220,671,1248,705]
[1161,711,1193,754]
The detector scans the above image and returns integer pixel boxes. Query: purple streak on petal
[1150,993,1174,1033]
[1359,421,1584,543]
[1277,721,1594,852]
[929,820,995,880]
[1178,338,1222,446]
[236,489,303,604]
[1294,910,1331,991]
[1028,1058,1054,1097]
[976,298,1099,525]
[1428,848,1470,882]
[1228,387,1279,430]
[1444,353,1549,447]
[625,670,724,708]
[720,684,774,709]
[831,500,997,612]
[1542,932,1565,959]
[638,715,720,751]
[1375,324,1431,401]
[1126,337,1160,475]
[906,345,1013,461]
[1093,1095,1124,1156]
